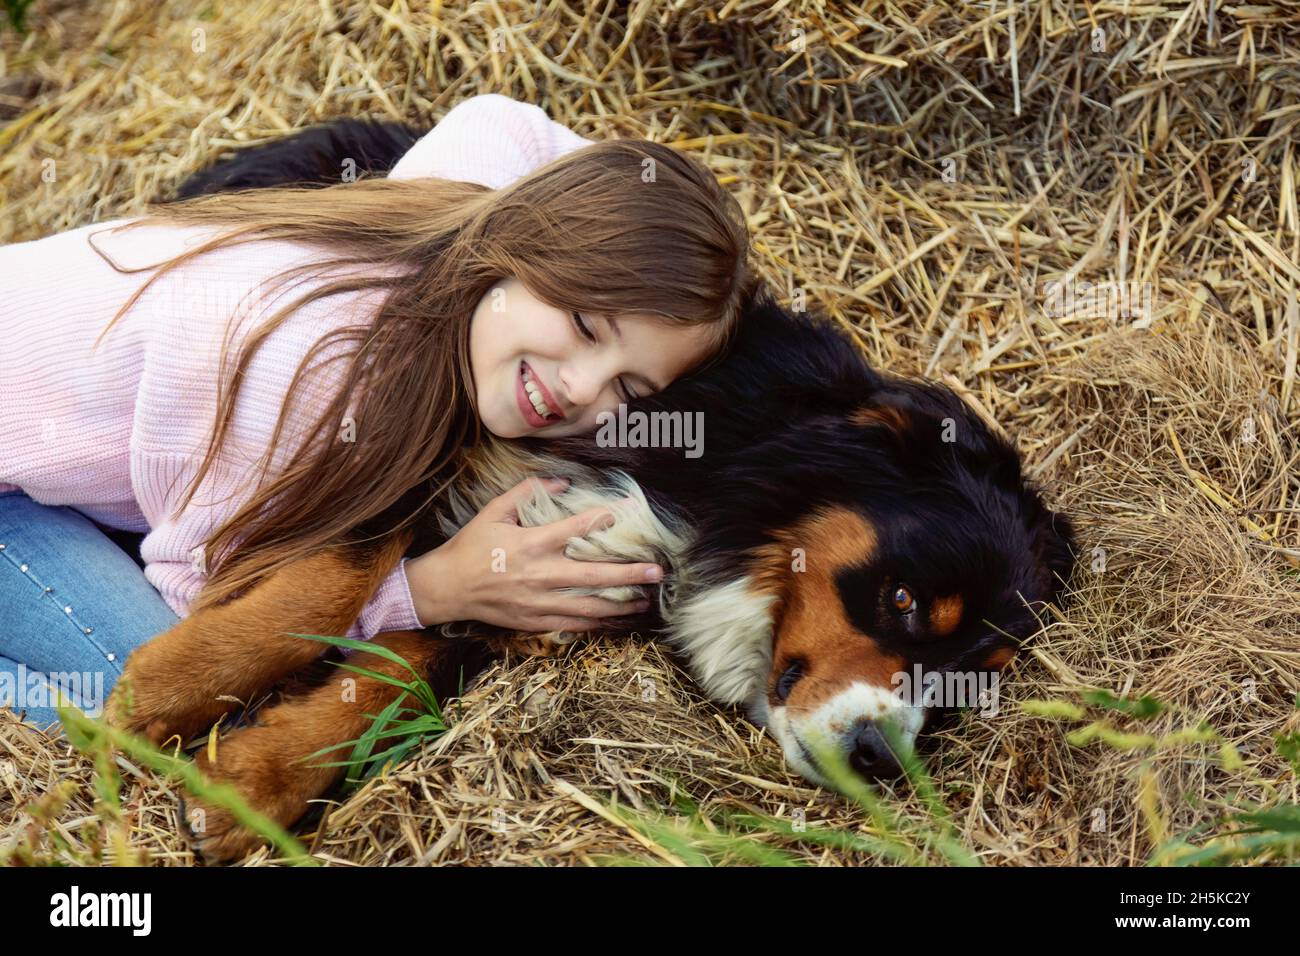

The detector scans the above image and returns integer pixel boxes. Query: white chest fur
[438,442,776,725]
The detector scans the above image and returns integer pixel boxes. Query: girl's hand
[403,477,664,632]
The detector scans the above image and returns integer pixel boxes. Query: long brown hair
[87,139,753,612]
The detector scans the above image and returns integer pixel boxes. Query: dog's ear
[1033,503,1078,608]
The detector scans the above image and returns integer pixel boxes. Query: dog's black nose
[848,720,903,780]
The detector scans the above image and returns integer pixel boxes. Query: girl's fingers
[537,500,633,548]
[543,557,664,589]
[482,476,570,524]
[543,593,652,620]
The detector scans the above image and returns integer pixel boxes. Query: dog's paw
[178,792,262,865]
[178,732,298,864]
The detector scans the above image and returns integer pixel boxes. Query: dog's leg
[106,535,410,745]
[178,629,507,864]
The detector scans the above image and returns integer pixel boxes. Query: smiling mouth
[519,360,562,425]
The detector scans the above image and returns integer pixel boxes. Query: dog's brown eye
[892,585,915,614]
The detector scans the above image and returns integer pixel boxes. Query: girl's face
[470,277,718,439]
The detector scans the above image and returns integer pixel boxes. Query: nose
[557,362,605,410]
[848,720,903,780]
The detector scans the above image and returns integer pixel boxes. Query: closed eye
[573,311,638,402]
[571,311,596,342]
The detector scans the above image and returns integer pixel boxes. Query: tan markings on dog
[176,622,554,862]
[849,405,910,433]
[749,507,905,718]
[929,594,964,637]
[981,645,1016,671]
[106,532,413,746]
[184,629,450,862]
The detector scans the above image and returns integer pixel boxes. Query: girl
[0,94,753,731]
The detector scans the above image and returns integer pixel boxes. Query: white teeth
[522,365,554,418]
[525,383,549,414]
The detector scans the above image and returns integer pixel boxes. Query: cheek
[472,309,536,388]
[468,303,502,387]
[514,309,579,380]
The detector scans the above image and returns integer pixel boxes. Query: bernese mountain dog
[105,118,1077,862]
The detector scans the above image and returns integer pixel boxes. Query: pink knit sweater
[0,94,593,640]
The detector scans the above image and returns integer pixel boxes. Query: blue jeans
[0,490,179,733]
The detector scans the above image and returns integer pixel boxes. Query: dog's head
[568,295,1079,790]
[742,382,1075,787]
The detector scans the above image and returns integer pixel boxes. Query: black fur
[169,119,422,200]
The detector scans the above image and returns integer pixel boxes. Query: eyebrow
[606,314,665,394]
